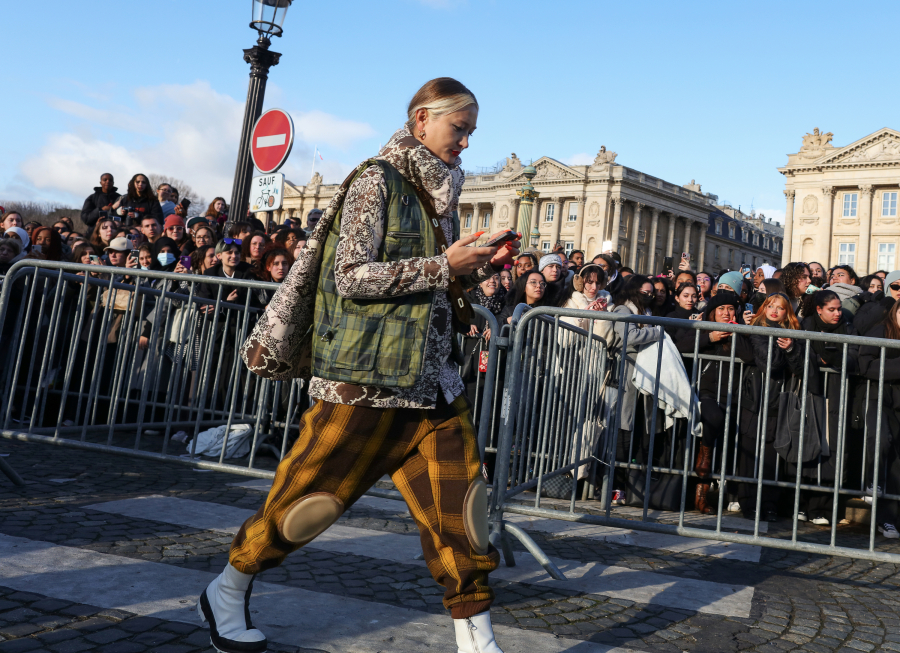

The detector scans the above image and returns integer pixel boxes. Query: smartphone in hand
[179,256,192,269]
[485,230,518,247]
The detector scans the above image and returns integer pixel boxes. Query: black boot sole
[199,588,268,653]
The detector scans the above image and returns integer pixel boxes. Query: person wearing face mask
[737,294,804,521]
[808,261,827,288]
[854,269,900,336]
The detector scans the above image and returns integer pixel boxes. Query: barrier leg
[0,456,24,486]
[489,528,516,568]
[502,521,566,580]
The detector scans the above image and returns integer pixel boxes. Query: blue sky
[2,0,895,224]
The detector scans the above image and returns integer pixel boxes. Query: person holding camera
[111,173,163,227]
[81,173,121,229]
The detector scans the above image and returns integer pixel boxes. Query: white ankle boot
[198,563,268,653]
[454,611,503,653]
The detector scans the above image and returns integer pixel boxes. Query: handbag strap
[409,185,474,327]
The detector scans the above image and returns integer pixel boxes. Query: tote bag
[773,378,825,464]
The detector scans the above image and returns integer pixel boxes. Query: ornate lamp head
[251,0,292,42]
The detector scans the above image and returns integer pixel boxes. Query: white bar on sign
[257,134,286,148]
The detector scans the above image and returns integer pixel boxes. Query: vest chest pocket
[376,316,417,377]
[384,232,422,260]
[330,313,384,372]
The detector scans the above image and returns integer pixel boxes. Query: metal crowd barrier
[488,306,900,578]
[0,260,502,492]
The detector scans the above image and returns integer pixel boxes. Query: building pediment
[508,157,583,183]
[815,128,900,166]
[283,180,303,197]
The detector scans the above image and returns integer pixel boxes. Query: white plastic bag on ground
[187,424,253,459]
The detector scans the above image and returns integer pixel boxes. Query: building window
[843,193,858,218]
[774,241,779,252]
[545,204,555,223]
[838,242,856,265]
[878,243,896,270]
[567,204,578,222]
[564,241,574,256]
[728,223,735,238]
[464,212,472,229]
[482,212,491,229]
[714,245,720,259]
[883,192,898,217]
[541,241,551,253]
[752,233,759,246]
[714,220,722,235]
[741,230,748,243]
[764,237,770,249]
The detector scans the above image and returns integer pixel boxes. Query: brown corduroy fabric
[229,395,499,618]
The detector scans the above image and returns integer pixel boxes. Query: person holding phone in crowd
[112,173,163,227]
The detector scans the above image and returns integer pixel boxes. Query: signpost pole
[227,36,281,235]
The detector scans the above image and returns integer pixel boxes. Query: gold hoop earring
[419,131,426,139]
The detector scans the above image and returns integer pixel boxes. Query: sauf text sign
[250,173,284,213]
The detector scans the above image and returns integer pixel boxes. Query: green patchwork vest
[311,159,459,388]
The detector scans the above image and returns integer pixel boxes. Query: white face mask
[157,252,176,266]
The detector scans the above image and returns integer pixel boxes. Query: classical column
[665,214,676,257]
[509,198,520,233]
[629,202,643,269]
[821,186,835,266]
[647,207,660,273]
[550,198,563,249]
[608,197,624,251]
[531,199,543,247]
[573,198,586,249]
[472,204,481,235]
[858,185,874,273]
[782,190,795,266]
[698,222,707,271]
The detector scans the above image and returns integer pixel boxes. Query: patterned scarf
[377,126,464,217]
[473,286,507,316]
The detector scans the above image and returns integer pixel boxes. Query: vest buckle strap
[401,194,409,206]
[458,298,465,308]
[432,218,439,227]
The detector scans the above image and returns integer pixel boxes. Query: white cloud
[20,81,375,204]
[564,153,594,166]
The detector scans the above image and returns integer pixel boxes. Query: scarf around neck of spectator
[377,126,464,218]
[810,313,846,364]
[473,285,506,316]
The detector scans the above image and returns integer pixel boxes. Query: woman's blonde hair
[406,77,478,131]
[750,293,800,330]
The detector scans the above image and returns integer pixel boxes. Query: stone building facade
[274,150,781,274]
[779,127,900,271]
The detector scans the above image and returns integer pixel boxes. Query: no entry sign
[250,109,294,174]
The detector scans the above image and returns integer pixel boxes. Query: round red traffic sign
[250,109,294,174]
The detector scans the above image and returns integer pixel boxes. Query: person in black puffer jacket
[111,173,163,228]
[736,292,805,521]
[81,173,121,229]
[854,270,900,336]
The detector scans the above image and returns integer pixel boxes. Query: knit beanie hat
[885,270,900,287]
[164,215,185,230]
[538,253,562,272]
[718,271,744,295]
[704,292,741,319]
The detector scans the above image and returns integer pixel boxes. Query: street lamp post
[227,0,293,233]
[515,165,540,249]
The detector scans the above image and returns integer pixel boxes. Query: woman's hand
[709,331,732,342]
[138,336,149,350]
[446,232,499,277]
[226,289,239,303]
[487,231,521,268]
[111,197,122,210]
[743,310,753,323]
[467,324,479,337]
[174,262,188,274]
[483,327,491,342]
[776,337,793,350]
[125,256,139,269]
[678,257,691,271]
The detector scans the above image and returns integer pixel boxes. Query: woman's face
[268,255,290,282]
[499,270,512,290]
[697,274,711,294]
[795,267,812,294]
[869,277,884,293]
[758,281,767,295]
[284,233,298,252]
[134,175,149,194]
[676,287,697,310]
[79,249,92,265]
[817,298,842,325]
[640,283,655,303]
[138,250,153,268]
[416,105,478,165]
[0,243,15,262]
[293,239,305,258]
[481,274,499,296]
[831,268,853,285]
[250,235,266,260]
[194,228,212,247]
[514,257,534,276]
[214,199,225,213]
[99,220,116,244]
[159,245,176,256]
[34,230,52,250]
[675,272,693,287]
[714,304,736,323]
[753,268,765,288]
[165,225,184,242]
[766,300,787,323]
[582,273,600,300]
[809,262,825,280]
[203,248,217,271]
[524,273,545,303]
[653,281,667,306]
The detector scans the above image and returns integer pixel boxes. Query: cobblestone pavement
[2,438,900,652]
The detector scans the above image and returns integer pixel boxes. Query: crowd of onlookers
[461,243,900,539]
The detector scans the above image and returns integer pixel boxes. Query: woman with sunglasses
[737,293,804,521]
[605,274,663,505]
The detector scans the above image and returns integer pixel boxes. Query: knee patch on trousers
[463,478,490,555]
[277,493,344,545]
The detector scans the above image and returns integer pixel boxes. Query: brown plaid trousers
[229,394,500,618]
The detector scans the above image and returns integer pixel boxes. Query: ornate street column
[698,222,707,271]
[573,198,586,249]
[550,197,563,249]
[858,185,874,273]
[530,198,543,249]
[629,202,644,269]
[516,165,539,248]
[782,190,795,266]
[821,186,835,266]
[609,196,624,252]
[666,214,676,257]
[647,207,660,273]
